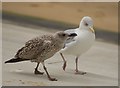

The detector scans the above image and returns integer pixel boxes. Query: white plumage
[60,16,95,74]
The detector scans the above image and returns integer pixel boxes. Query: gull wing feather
[64,28,78,44]
[16,37,45,60]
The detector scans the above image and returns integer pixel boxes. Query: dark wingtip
[4,59,14,64]
[4,58,30,64]
[4,61,8,64]
[4,58,20,64]
[69,33,77,37]
[4,60,12,64]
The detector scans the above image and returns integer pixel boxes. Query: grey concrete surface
[2,21,118,86]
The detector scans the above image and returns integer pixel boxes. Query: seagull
[60,16,95,75]
[5,31,77,81]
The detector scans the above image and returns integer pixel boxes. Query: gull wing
[64,28,78,44]
[15,37,45,59]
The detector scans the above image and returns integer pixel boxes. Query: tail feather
[5,58,30,63]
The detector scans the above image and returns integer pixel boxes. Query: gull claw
[49,78,57,81]
[75,70,87,75]
[34,70,44,75]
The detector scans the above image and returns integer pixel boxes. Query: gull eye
[62,34,66,36]
[85,23,88,26]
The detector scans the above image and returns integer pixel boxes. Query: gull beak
[89,26,95,33]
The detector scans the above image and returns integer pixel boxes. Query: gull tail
[5,58,30,64]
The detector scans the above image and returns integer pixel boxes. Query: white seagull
[60,16,95,75]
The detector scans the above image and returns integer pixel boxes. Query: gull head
[80,16,95,33]
[54,31,77,41]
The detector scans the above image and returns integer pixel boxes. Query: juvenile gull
[5,31,77,81]
[60,16,95,74]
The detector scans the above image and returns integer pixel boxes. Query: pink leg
[42,62,57,81]
[34,62,44,75]
[60,53,67,71]
[75,57,87,75]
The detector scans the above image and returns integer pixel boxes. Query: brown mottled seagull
[60,16,95,75]
[5,31,77,81]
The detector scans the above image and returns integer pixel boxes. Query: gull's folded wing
[64,28,78,44]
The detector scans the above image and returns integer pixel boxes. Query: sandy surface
[2,2,118,32]
[2,21,118,86]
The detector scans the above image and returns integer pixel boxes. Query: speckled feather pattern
[15,34,65,63]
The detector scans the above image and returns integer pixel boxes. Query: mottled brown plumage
[15,34,69,62]
[5,31,77,81]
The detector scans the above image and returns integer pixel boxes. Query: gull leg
[75,57,86,75]
[42,62,57,81]
[60,53,67,71]
[34,62,44,75]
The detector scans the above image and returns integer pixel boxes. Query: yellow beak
[89,27,95,33]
